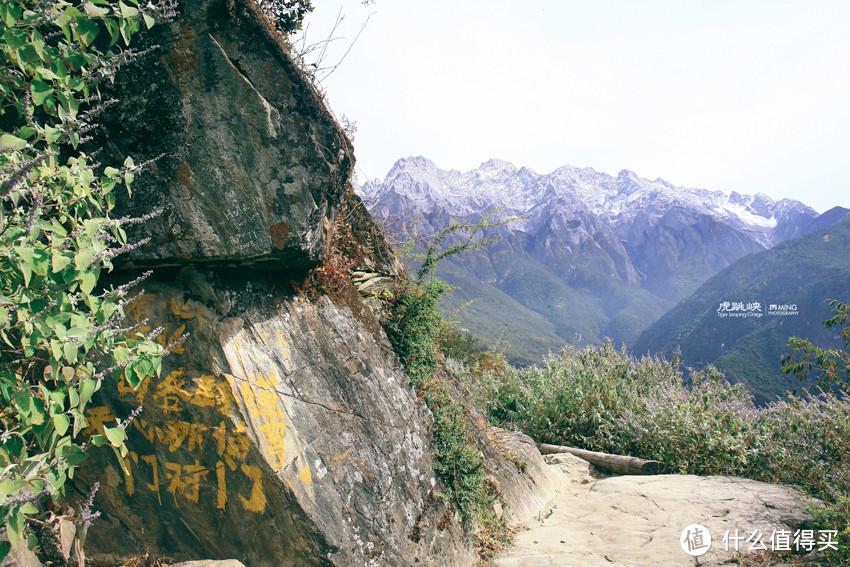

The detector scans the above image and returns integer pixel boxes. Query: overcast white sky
[293,1,850,213]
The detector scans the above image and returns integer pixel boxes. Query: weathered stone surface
[78,268,482,566]
[0,539,43,567]
[494,454,820,567]
[102,0,351,268]
[169,560,246,567]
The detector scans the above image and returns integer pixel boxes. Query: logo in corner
[681,524,712,556]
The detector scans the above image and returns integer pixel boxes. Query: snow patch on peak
[359,157,817,245]
[478,158,517,172]
[386,156,438,179]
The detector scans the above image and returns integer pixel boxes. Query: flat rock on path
[493,454,819,567]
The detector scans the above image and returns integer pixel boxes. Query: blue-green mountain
[633,211,850,403]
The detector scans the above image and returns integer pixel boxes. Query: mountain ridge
[359,156,824,366]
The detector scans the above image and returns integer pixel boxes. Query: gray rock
[495,454,821,567]
[79,268,479,567]
[0,539,42,567]
[102,0,351,268]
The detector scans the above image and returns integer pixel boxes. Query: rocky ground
[493,454,820,567]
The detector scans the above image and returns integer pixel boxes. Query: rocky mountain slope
[359,157,820,364]
[633,217,850,403]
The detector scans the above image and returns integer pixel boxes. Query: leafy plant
[381,209,514,556]
[782,299,850,390]
[469,335,850,564]
[256,0,311,36]
[0,0,172,556]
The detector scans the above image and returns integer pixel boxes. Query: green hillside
[633,218,850,402]
[435,241,672,366]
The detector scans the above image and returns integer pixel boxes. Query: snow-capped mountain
[360,156,816,248]
[358,156,825,365]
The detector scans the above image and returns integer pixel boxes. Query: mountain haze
[359,157,820,365]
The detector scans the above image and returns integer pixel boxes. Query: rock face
[101,0,351,268]
[80,269,477,566]
[75,0,559,565]
[494,454,820,567]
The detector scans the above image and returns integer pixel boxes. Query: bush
[469,338,850,564]
[256,0,311,36]
[0,0,171,556]
[381,212,515,557]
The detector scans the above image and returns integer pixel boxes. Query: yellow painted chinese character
[239,464,266,513]
[152,368,190,414]
[140,454,162,506]
[212,421,252,471]
[81,406,115,437]
[165,461,208,505]
[117,373,150,405]
[215,461,227,510]
[260,421,287,468]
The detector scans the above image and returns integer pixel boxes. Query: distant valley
[359,156,847,397]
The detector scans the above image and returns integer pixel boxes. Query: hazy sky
[292,1,850,213]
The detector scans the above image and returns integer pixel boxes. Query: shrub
[0,0,171,556]
[783,299,850,391]
[256,0,311,36]
[381,211,514,557]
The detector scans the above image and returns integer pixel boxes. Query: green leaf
[119,1,139,18]
[143,12,155,29]
[63,342,78,363]
[84,2,110,17]
[53,414,70,436]
[104,18,119,44]
[42,95,57,116]
[0,133,27,150]
[2,29,26,51]
[74,18,100,47]
[57,443,87,467]
[104,425,126,448]
[20,263,32,287]
[79,379,96,407]
[0,3,22,26]
[52,254,72,273]
[12,391,32,418]
[30,79,53,106]
[0,541,10,563]
[5,512,23,544]
[35,67,59,81]
[44,126,61,143]
[74,252,93,270]
[80,271,97,295]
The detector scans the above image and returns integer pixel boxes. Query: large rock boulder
[73,0,563,564]
[100,0,351,268]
